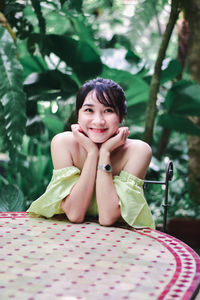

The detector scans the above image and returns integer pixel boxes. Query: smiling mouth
[90,128,107,133]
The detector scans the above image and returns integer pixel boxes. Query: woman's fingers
[118,127,130,141]
[71,124,87,140]
[71,124,98,154]
[101,127,130,153]
[71,124,80,132]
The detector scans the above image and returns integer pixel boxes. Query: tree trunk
[144,0,180,145]
[187,0,200,205]
[156,128,171,159]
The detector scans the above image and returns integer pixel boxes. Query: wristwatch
[97,164,112,173]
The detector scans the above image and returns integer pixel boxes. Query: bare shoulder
[127,139,152,158]
[123,139,152,179]
[51,131,76,169]
[51,131,74,147]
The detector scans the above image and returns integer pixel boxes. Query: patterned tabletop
[0,212,199,300]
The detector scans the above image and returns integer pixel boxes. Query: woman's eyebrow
[83,103,94,107]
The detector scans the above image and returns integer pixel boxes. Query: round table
[0,212,199,299]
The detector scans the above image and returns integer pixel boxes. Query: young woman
[27,78,155,229]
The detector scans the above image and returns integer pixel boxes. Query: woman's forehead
[84,90,97,102]
[83,90,113,107]
[83,90,112,107]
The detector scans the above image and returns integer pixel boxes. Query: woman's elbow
[98,216,117,227]
[61,200,85,223]
[67,213,85,224]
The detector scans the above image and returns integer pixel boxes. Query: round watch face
[97,164,112,172]
[104,164,112,172]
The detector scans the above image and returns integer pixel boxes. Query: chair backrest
[144,161,173,233]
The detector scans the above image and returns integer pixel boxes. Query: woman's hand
[71,124,98,155]
[100,127,130,154]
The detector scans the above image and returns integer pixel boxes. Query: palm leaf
[0,184,25,212]
[129,0,169,42]
[0,26,27,159]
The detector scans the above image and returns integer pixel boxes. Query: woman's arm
[123,141,152,179]
[96,127,129,226]
[51,126,98,223]
[96,129,152,226]
[61,150,98,223]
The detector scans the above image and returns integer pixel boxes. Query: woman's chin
[92,140,106,144]
[90,137,108,144]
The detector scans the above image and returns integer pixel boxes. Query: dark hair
[76,78,127,122]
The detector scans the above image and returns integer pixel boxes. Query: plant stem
[0,12,16,42]
[144,0,180,145]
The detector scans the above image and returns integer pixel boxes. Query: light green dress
[27,166,155,229]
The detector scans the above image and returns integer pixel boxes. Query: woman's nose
[93,113,105,125]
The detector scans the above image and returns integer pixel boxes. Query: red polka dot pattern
[0,212,199,299]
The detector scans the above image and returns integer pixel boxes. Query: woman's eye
[105,108,114,113]
[85,108,93,112]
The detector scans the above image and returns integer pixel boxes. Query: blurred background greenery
[0,0,200,227]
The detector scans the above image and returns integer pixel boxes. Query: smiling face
[78,91,120,144]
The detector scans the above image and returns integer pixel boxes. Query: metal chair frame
[144,161,174,233]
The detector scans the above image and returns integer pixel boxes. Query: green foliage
[132,0,169,30]
[0,184,25,211]
[160,60,182,84]
[158,80,200,136]
[19,134,53,207]
[0,26,27,160]
[30,0,46,35]
[65,0,83,12]
[1,0,200,222]
[41,34,102,81]
[41,115,64,134]
[18,39,49,80]
[101,65,149,104]
[164,80,200,115]
[146,133,200,223]
[0,132,53,210]
[128,0,171,63]
[4,0,34,39]
[18,4,104,134]
[158,114,200,136]
[144,59,182,84]
[24,70,79,101]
